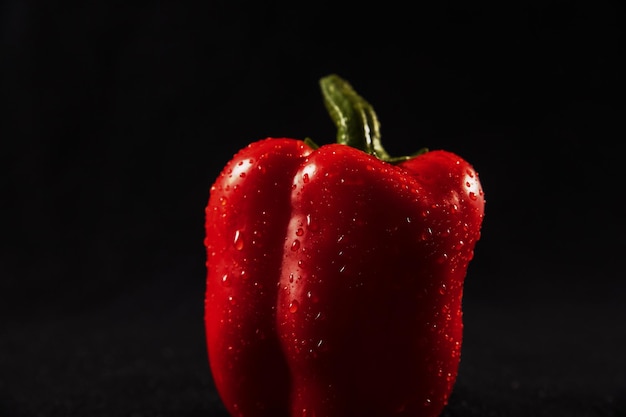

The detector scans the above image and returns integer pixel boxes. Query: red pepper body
[205,137,485,417]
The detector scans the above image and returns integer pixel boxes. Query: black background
[1,1,625,416]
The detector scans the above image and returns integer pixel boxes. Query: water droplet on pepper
[307,291,319,303]
[221,274,231,286]
[233,230,244,250]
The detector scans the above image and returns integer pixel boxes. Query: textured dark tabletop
[2,262,624,417]
[1,1,624,416]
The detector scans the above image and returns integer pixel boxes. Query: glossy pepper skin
[204,75,485,417]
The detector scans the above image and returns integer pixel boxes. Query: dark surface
[1,1,625,416]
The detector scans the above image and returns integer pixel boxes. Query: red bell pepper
[204,74,485,417]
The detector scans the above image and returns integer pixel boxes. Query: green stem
[319,74,427,163]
